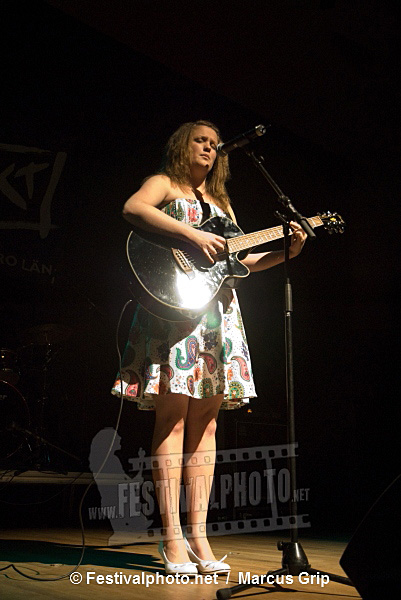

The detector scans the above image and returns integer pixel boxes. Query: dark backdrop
[1,0,399,537]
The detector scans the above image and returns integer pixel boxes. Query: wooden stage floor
[0,528,360,600]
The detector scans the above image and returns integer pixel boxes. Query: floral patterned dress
[111,198,257,410]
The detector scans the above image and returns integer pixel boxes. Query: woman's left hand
[289,221,307,257]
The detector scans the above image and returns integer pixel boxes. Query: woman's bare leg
[183,394,224,560]
[152,393,190,563]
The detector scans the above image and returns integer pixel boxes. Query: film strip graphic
[126,443,299,471]
[100,444,310,542]
[111,515,311,541]
[107,515,311,543]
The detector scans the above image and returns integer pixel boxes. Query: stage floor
[0,529,360,600]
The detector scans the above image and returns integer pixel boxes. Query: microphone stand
[216,150,353,599]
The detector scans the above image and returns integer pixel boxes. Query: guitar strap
[199,200,211,225]
[199,199,235,302]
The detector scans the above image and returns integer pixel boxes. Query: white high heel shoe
[184,538,231,575]
[158,541,198,576]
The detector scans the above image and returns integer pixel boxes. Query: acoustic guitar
[126,212,345,321]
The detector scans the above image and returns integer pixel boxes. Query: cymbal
[20,323,72,346]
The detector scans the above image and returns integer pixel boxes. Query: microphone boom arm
[243,148,316,239]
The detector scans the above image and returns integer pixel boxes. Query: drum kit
[0,323,74,469]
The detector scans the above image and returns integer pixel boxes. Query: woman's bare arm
[123,175,226,263]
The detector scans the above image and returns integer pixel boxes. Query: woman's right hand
[187,228,226,264]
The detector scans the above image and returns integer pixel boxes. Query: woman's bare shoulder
[141,173,171,191]
[134,175,191,208]
[141,174,185,195]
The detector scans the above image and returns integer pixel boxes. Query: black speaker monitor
[340,475,401,600]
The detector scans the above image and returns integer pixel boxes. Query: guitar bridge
[171,248,195,279]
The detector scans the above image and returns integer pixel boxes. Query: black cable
[0,299,133,582]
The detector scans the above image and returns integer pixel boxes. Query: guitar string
[226,217,323,253]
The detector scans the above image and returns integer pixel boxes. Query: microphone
[217,124,267,155]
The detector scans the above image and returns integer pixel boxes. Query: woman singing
[112,120,306,575]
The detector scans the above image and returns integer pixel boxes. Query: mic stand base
[216,541,353,600]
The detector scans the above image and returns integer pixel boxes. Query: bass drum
[0,380,30,460]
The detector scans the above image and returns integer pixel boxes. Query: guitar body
[126,216,250,321]
[126,210,345,321]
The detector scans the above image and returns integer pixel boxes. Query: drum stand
[216,149,353,599]
[12,426,81,476]
[6,325,83,474]
[14,343,81,474]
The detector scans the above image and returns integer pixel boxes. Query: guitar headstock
[318,211,345,234]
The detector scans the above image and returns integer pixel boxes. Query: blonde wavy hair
[159,120,231,213]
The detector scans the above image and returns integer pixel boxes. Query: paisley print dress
[111,198,257,410]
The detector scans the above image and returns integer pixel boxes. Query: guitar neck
[226,215,324,254]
